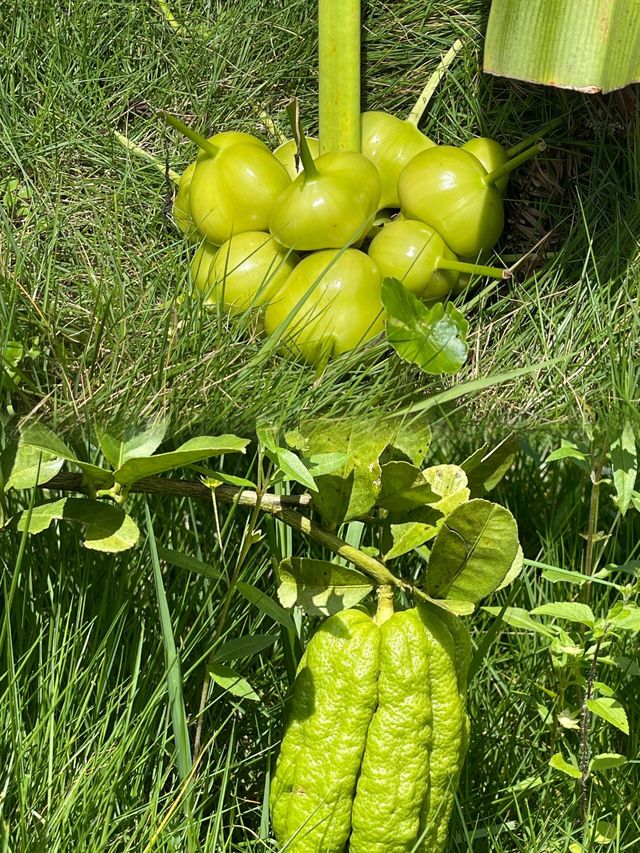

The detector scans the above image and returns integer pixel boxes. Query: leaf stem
[484,141,546,186]
[506,116,564,158]
[286,100,319,179]
[318,0,361,153]
[375,584,395,624]
[160,111,219,159]
[406,39,464,127]
[438,257,510,280]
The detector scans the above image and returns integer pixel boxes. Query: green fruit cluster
[270,604,471,852]
[171,111,533,363]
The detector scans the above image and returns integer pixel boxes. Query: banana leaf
[484,0,640,94]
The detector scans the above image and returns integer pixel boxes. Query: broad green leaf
[545,441,589,464]
[377,462,438,512]
[549,752,581,779]
[114,434,249,485]
[209,664,260,701]
[96,418,168,468]
[156,545,221,579]
[586,697,629,734]
[4,441,65,490]
[17,497,139,552]
[461,434,517,495]
[276,558,374,616]
[19,421,112,484]
[607,603,640,633]
[589,753,627,772]
[594,822,618,844]
[496,545,524,591]
[236,581,296,631]
[484,0,640,94]
[430,599,475,616]
[298,418,395,527]
[425,499,519,604]
[384,521,438,560]
[273,447,317,491]
[382,416,432,467]
[483,606,557,638]
[423,465,470,515]
[212,634,277,663]
[306,452,349,478]
[202,470,257,489]
[531,602,596,627]
[610,422,637,516]
[382,278,468,375]
[256,421,279,455]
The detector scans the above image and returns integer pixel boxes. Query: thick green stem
[286,100,319,179]
[506,116,564,158]
[375,585,395,625]
[484,141,545,186]
[160,111,219,159]
[318,0,361,153]
[437,257,510,280]
[406,39,464,127]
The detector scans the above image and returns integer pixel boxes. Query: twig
[579,635,602,825]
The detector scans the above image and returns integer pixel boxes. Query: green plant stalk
[160,111,219,158]
[506,116,564,157]
[439,258,510,280]
[484,141,546,186]
[286,100,319,178]
[318,0,361,153]
[406,39,464,127]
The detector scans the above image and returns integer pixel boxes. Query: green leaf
[384,521,438,560]
[209,664,260,701]
[496,545,524,591]
[17,497,140,552]
[273,447,317,491]
[212,634,277,663]
[298,418,395,527]
[540,564,590,586]
[425,499,520,604]
[382,278,468,374]
[589,753,627,772]
[607,603,640,633]
[610,422,637,516]
[4,441,65,490]
[276,558,374,616]
[114,434,249,485]
[19,421,112,484]
[586,697,629,734]
[96,418,168,468]
[483,606,557,638]
[461,434,517,495]
[549,752,581,779]
[156,545,221,579]
[484,0,640,94]
[377,461,438,511]
[236,581,296,631]
[423,465,470,515]
[306,452,350,477]
[545,441,589,464]
[382,417,432,467]
[430,599,475,616]
[531,602,596,627]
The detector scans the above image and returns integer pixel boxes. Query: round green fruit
[264,248,385,362]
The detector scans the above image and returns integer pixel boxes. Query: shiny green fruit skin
[204,231,298,313]
[368,219,458,302]
[173,161,198,239]
[361,111,434,209]
[398,146,504,257]
[264,248,385,362]
[268,152,380,251]
[189,144,291,245]
[462,137,509,194]
[195,130,268,162]
[191,240,219,298]
[274,137,320,179]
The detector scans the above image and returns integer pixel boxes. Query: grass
[1,0,638,442]
[1,0,639,850]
